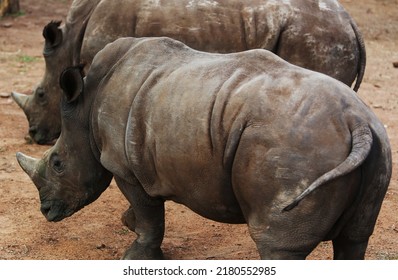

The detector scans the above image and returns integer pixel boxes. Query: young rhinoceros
[17,37,390,260]
[12,0,366,145]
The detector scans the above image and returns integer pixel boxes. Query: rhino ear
[59,65,85,103]
[43,21,63,55]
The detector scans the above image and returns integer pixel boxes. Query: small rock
[96,243,106,249]
[393,62,398,68]
[0,92,11,98]
[1,22,13,28]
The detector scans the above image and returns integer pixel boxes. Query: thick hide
[12,0,366,144]
[17,37,390,260]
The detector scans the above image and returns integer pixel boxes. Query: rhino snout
[12,89,58,145]
[28,126,55,145]
[16,152,76,222]
[12,92,42,144]
[40,201,59,222]
[40,200,72,222]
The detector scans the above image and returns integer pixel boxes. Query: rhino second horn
[11,91,29,110]
[16,152,39,178]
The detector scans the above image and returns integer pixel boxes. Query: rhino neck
[86,38,174,181]
[88,87,133,180]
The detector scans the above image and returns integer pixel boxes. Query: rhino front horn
[11,91,29,110]
[16,152,39,178]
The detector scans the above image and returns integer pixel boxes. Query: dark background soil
[0,0,397,259]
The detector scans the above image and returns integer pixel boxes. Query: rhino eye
[50,154,64,174]
[53,160,64,173]
[35,88,47,105]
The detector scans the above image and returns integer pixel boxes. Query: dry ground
[0,0,397,259]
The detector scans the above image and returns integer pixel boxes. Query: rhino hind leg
[252,232,312,260]
[331,132,392,260]
[231,146,331,259]
[246,209,320,260]
[332,236,368,260]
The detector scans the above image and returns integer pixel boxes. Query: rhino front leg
[114,175,165,260]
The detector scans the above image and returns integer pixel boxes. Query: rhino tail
[351,20,367,92]
[283,123,373,212]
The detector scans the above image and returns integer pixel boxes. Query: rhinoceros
[12,0,366,145]
[16,37,390,260]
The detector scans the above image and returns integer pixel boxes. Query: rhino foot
[122,241,164,260]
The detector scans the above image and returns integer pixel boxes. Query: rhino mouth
[40,201,76,222]
[29,127,58,145]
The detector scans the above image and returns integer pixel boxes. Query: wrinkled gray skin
[12,0,366,145]
[17,37,390,260]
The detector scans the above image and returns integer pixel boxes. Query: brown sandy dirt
[0,0,397,260]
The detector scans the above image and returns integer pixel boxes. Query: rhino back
[81,0,252,61]
[80,0,299,63]
[81,0,360,83]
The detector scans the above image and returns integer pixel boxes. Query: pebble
[0,92,11,98]
[0,22,12,28]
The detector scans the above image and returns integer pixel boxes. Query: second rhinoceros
[17,37,390,260]
[12,0,366,144]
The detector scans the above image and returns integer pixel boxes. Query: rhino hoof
[122,241,164,260]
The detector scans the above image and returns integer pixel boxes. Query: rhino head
[16,66,112,222]
[12,21,84,144]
